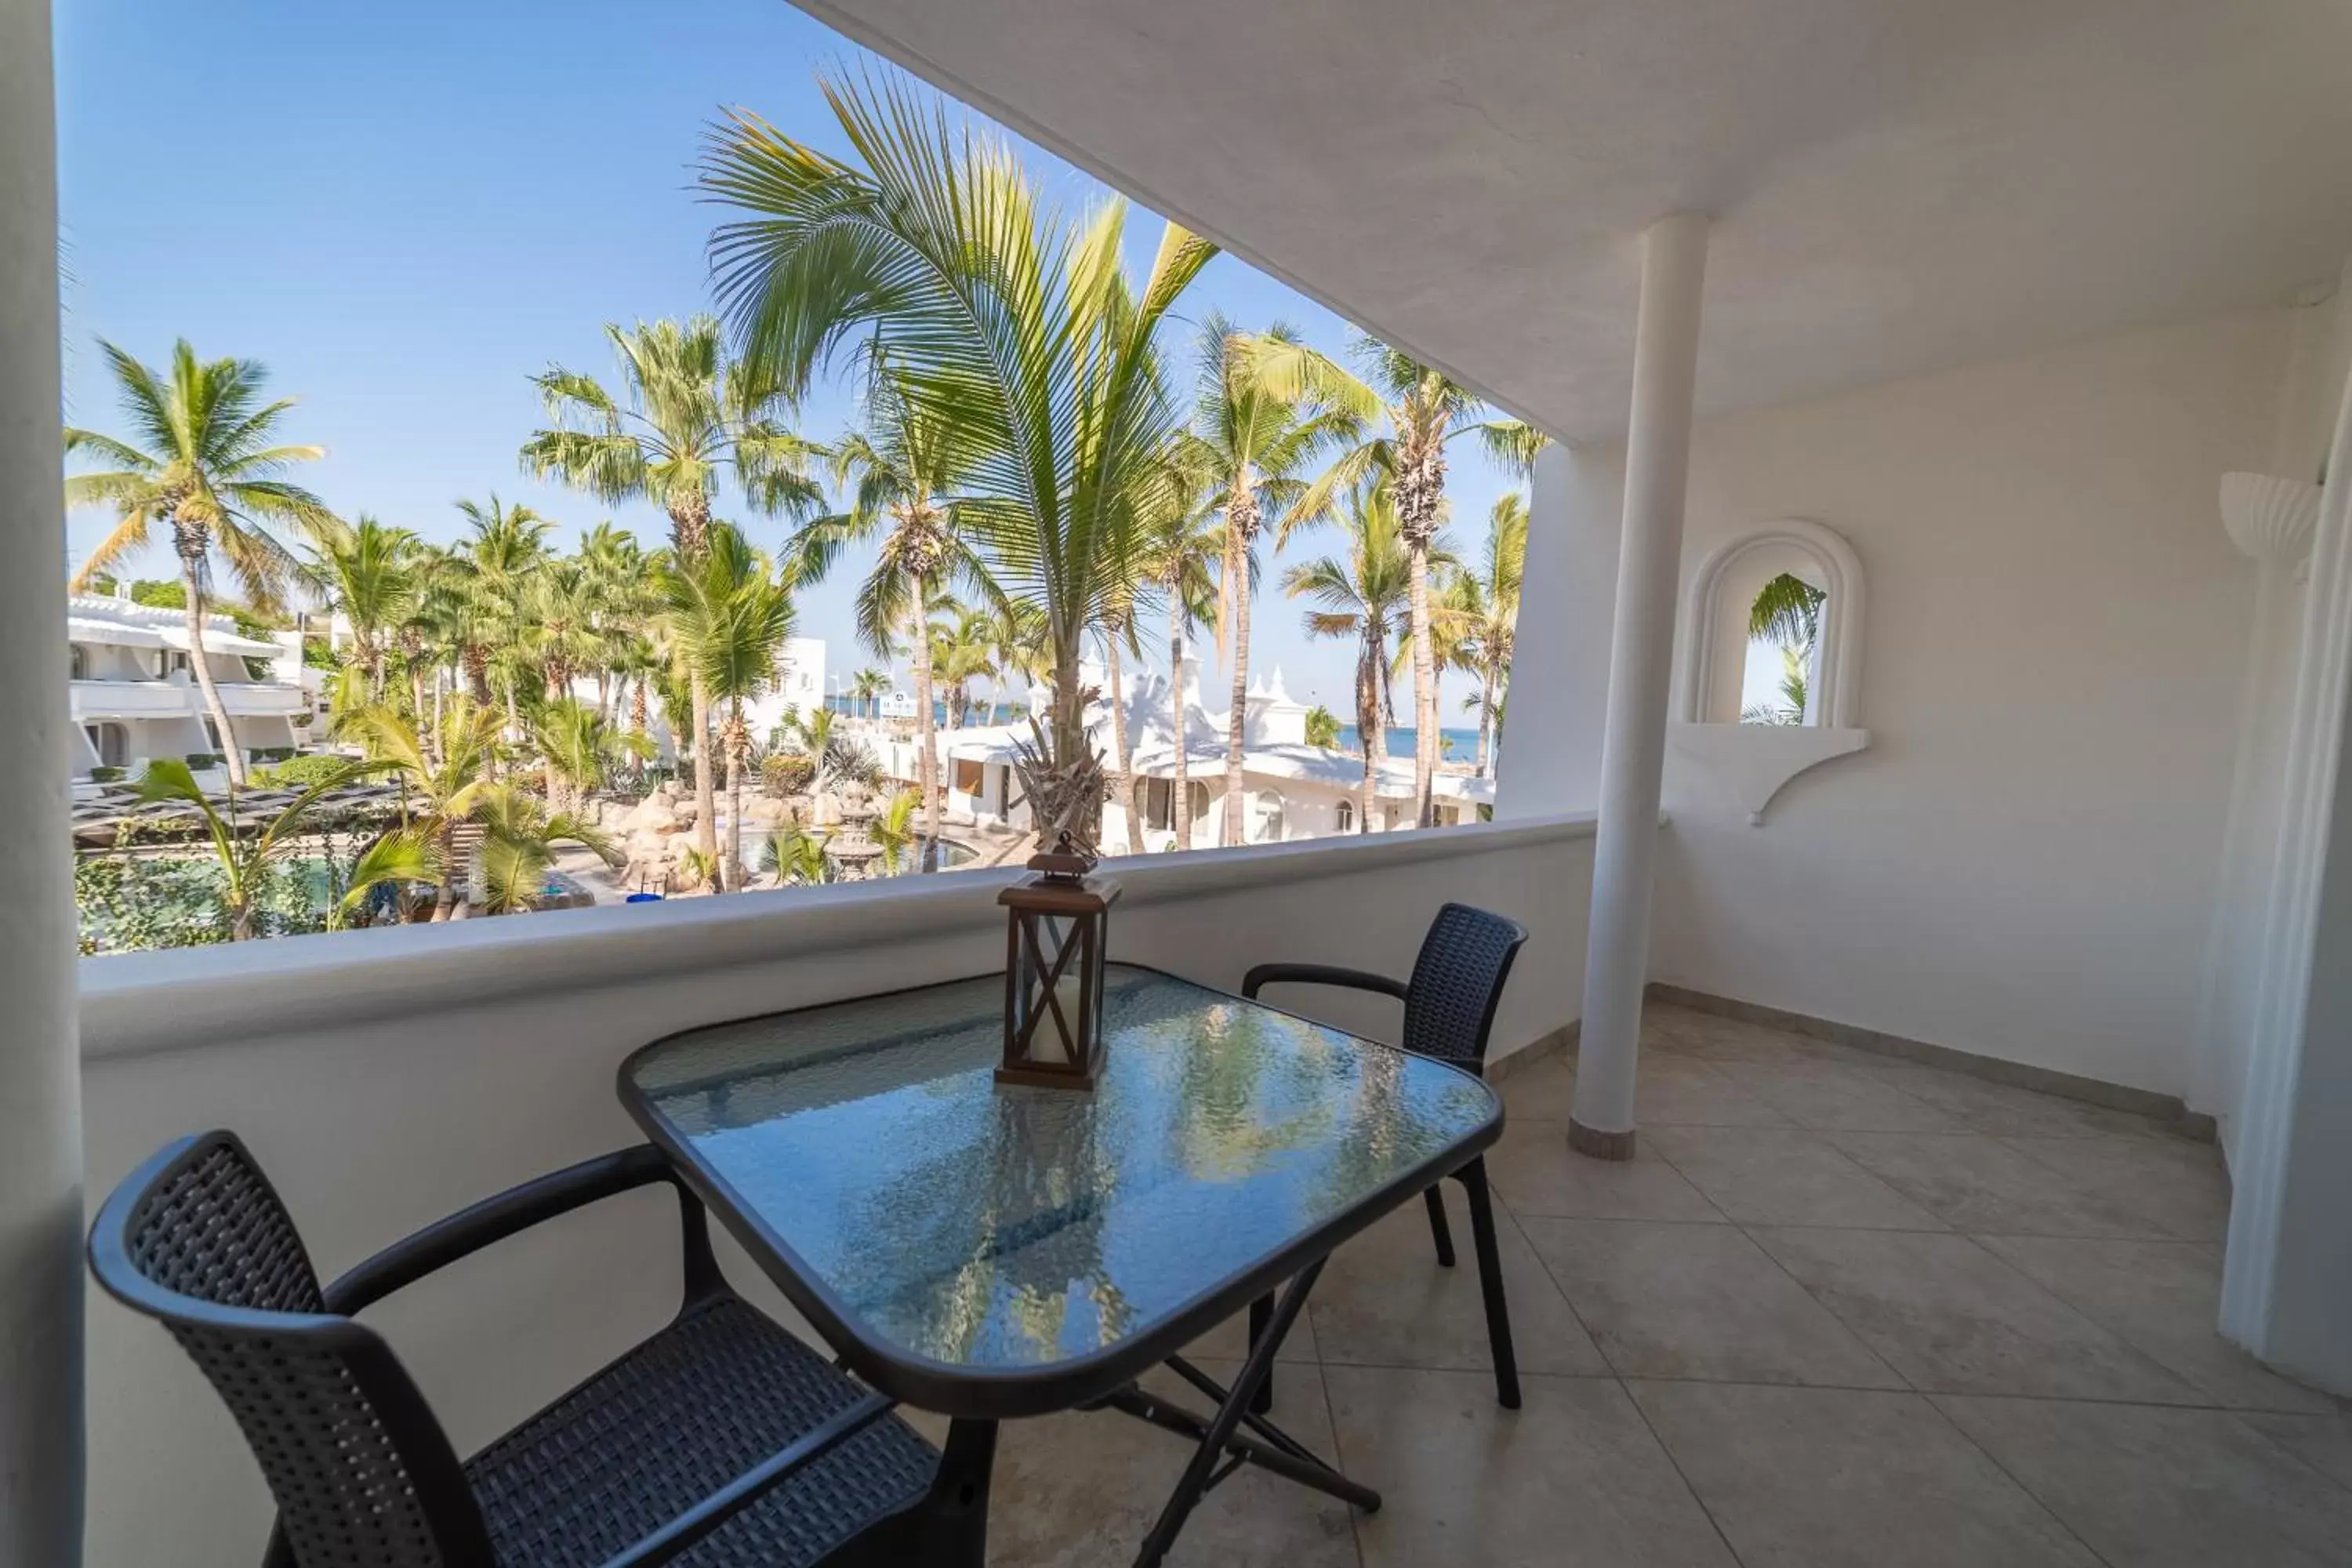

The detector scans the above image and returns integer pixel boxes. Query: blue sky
[54,0,1523,719]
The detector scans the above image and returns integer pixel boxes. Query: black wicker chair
[88,1132,996,1567]
[1243,901,1529,1410]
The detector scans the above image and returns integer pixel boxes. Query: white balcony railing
[66,679,191,720]
[76,812,1596,1565]
[215,682,309,718]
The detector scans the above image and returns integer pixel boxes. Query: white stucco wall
[1509,308,2299,1096]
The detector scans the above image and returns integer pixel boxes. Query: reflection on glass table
[620,962,1501,1567]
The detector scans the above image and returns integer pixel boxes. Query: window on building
[1187,781,1210,822]
[1145,778,1173,832]
[86,723,128,769]
[953,758,985,796]
[1335,797,1356,833]
[1253,789,1286,843]
[69,644,88,681]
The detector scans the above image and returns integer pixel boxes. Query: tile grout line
[1492,1181,1755,1567]
[1913,1390,2125,1568]
[1641,1022,2140,1568]
[1298,1287,1369,1568]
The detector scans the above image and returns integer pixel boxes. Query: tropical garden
[63,69,1539,951]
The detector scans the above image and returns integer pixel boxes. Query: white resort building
[877,655,1494,850]
[67,591,317,785]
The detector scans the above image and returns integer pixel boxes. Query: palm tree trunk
[1357,637,1382,834]
[178,548,249,786]
[1171,616,1192,851]
[1408,543,1436,827]
[1107,635,1137,855]
[725,706,746,893]
[1222,524,1252,848]
[690,674,718,866]
[431,819,461,922]
[912,582,939,869]
[1476,665,1497,776]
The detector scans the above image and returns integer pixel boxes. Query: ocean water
[827,695,1479,759]
[1334,725,1482,760]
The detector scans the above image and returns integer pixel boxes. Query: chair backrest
[89,1132,493,1568]
[1402,902,1530,1069]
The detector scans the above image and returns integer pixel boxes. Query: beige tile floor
[965,1003,2352,1566]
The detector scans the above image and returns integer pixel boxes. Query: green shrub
[761,753,815,798]
[183,752,226,770]
[88,765,125,784]
[252,753,354,789]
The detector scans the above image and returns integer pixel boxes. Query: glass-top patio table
[619,962,1503,1566]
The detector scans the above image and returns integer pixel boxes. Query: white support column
[1570,212,1709,1161]
[0,0,85,1557]
[2220,367,2352,1394]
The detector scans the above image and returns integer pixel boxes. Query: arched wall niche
[1676,517,1866,728]
[1669,517,1871,823]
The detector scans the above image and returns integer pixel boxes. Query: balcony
[66,679,191,721]
[78,812,2350,1566]
[16,0,2352,1563]
[213,681,310,718]
[78,815,1597,1563]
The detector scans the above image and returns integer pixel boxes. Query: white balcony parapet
[81,811,1597,1063]
[216,682,310,718]
[76,811,1598,1563]
[67,680,191,720]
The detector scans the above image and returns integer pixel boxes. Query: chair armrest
[1242,962,1410,1004]
[323,1144,679,1316]
[597,1392,900,1568]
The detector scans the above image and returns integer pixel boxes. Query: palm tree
[1138,480,1225,849]
[1281,483,1431,833]
[66,340,334,785]
[534,696,653,813]
[702,71,1215,850]
[1742,645,1811,726]
[521,314,823,870]
[850,666,889,718]
[868,787,922,875]
[1750,571,1826,649]
[307,514,418,707]
[577,522,655,722]
[1184,318,1367,847]
[787,378,989,862]
[762,826,833,887]
[984,601,1051,726]
[929,604,998,730]
[347,699,612,920]
[1258,336,1548,825]
[1741,572,1825,726]
[658,523,797,891]
[448,495,550,739]
[1442,492,1526,776]
[521,556,607,702]
[1304,705,1342,749]
[130,755,380,940]
[778,707,883,797]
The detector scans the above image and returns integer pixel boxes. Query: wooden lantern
[996,832,1121,1091]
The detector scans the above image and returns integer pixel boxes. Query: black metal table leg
[1247,1291,1275,1414]
[1129,1260,1374,1567]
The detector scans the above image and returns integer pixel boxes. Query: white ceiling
[789,0,2352,442]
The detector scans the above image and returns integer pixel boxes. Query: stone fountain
[828,782,886,881]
